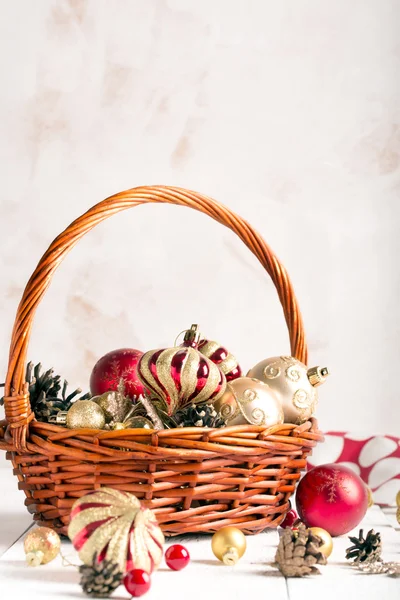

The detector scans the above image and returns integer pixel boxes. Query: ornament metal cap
[307,366,329,387]
[182,324,201,347]
[49,411,68,425]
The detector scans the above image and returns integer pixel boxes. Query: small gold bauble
[24,527,61,566]
[66,400,106,429]
[214,377,283,427]
[308,526,333,558]
[113,416,154,430]
[367,486,374,508]
[92,391,132,424]
[247,356,328,424]
[211,526,247,565]
[396,490,400,508]
[396,506,400,526]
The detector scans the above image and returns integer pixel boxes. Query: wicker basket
[0,185,323,536]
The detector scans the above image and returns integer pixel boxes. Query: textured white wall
[1,0,400,462]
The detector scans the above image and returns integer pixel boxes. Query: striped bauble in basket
[0,185,324,536]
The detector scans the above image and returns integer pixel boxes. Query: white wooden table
[0,468,398,599]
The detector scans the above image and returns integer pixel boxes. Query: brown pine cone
[275,523,327,577]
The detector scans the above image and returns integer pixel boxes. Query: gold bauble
[92,391,132,424]
[24,527,61,566]
[247,356,329,424]
[367,486,374,508]
[66,400,106,429]
[214,377,284,427]
[396,490,400,507]
[211,526,247,565]
[397,507,400,526]
[308,526,333,558]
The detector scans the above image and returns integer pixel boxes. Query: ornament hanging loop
[222,547,239,566]
[174,324,201,347]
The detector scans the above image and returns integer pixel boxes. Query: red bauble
[90,348,144,399]
[165,544,190,570]
[280,509,298,529]
[296,463,368,536]
[123,570,151,597]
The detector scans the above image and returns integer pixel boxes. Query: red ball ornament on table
[124,569,151,597]
[295,463,368,537]
[165,544,190,570]
[280,508,298,529]
[90,348,145,399]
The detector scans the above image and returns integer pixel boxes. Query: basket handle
[4,185,307,450]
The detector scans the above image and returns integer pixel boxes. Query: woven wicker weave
[0,185,323,535]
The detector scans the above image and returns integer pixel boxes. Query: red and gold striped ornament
[68,488,164,574]
[137,346,226,416]
[197,339,242,382]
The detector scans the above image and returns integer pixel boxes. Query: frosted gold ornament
[24,527,61,566]
[211,526,247,565]
[68,487,164,574]
[92,391,132,424]
[308,527,333,558]
[247,356,329,424]
[214,377,284,427]
[367,486,374,508]
[65,400,106,429]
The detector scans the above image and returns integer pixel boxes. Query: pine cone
[26,362,90,422]
[275,523,327,577]
[174,403,226,428]
[346,529,382,564]
[79,555,123,597]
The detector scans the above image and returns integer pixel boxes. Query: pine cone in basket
[275,523,327,577]
[346,529,382,565]
[26,362,90,422]
[79,555,123,597]
[174,403,226,428]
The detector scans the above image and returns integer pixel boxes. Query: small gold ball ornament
[24,527,61,566]
[367,486,374,508]
[396,490,400,507]
[308,526,333,558]
[247,356,329,424]
[113,416,154,430]
[214,377,283,427]
[211,526,247,565]
[66,400,106,429]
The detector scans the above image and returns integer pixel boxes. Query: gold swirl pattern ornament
[247,356,329,424]
[137,346,226,416]
[214,377,284,427]
[68,488,164,574]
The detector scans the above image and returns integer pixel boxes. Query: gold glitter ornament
[396,507,400,526]
[247,356,329,424]
[92,391,132,424]
[211,526,247,565]
[214,377,284,427]
[68,487,164,574]
[24,527,61,566]
[113,416,154,430]
[308,527,333,558]
[66,400,106,429]
[396,490,400,507]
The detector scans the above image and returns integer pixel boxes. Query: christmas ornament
[22,361,89,423]
[174,403,225,428]
[165,544,190,570]
[308,527,333,558]
[92,390,132,425]
[24,527,61,566]
[367,486,374,508]
[214,377,283,427]
[57,400,106,429]
[280,509,298,529]
[397,507,400,526]
[90,349,145,399]
[123,569,151,597]
[211,527,247,565]
[275,523,327,577]
[113,415,154,430]
[137,346,226,416]
[68,488,164,574]
[247,356,329,424]
[79,554,123,597]
[396,490,400,506]
[296,464,368,536]
[346,529,382,564]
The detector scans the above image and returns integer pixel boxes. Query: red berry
[280,508,298,529]
[165,544,190,570]
[123,569,151,597]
